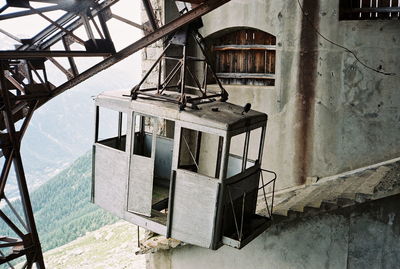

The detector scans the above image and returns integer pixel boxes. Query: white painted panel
[128,154,154,216]
[171,170,219,248]
[94,145,129,218]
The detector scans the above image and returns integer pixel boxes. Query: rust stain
[295,0,319,185]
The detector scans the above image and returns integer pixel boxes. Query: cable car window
[227,132,246,177]
[154,119,175,181]
[95,106,127,151]
[246,127,263,169]
[178,127,223,178]
[133,114,155,158]
[227,128,262,177]
[157,119,175,139]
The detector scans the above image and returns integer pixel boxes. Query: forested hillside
[0,152,118,255]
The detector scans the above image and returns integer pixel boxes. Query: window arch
[207,28,276,86]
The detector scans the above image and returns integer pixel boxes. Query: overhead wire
[296,0,397,76]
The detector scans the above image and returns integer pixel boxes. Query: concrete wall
[141,0,164,89]
[148,194,400,269]
[196,0,400,190]
[142,1,400,268]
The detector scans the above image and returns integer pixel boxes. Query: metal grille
[340,0,400,20]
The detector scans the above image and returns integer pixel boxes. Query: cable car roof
[96,90,267,131]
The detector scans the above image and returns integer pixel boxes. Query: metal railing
[259,169,277,219]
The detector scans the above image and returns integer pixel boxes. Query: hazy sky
[0,1,142,42]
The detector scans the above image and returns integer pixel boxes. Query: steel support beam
[0,51,113,58]
[142,0,159,31]
[50,0,230,99]
[0,61,45,268]
[18,0,120,51]
[0,3,74,20]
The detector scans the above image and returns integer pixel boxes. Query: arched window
[207,28,276,86]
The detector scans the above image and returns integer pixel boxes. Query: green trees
[0,151,118,254]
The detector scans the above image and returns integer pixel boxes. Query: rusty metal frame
[129,9,228,109]
[0,0,230,267]
[259,169,277,219]
[0,60,43,268]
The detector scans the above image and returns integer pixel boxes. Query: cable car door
[127,114,157,217]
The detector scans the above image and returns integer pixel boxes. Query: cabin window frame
[226,125,266,178]
[132,113,157,158]
[95,105,127,152]
[177,126,224,179]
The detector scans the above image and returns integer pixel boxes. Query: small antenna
[242,103,251,115]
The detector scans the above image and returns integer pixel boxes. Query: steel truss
[130,4,228,109]
[0,0,229,267]
[130,25,228,109]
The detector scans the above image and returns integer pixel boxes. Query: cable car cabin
[92,90,269,250]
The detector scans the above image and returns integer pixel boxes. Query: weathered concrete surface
[141,1,400,268]
[148,195,400,269]
[137,1,400,268]
[264,158,400,217]
[313,2,400,184]
[197,0,400,190]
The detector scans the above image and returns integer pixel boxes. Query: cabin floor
[143,183,170,227]
[152,183,170,206]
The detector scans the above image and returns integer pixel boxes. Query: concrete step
[286,209,302,219]
[272,172,373,216]
[272,185,318,216]
[306,178,348,208]
[335,197,356,207]
[354,192,373,203]
[289,185,330,212]
[319,200,340,211]
[302,206,324,216]
[339,170,374,200]
[354,166,391,195]
[266,159,400,224]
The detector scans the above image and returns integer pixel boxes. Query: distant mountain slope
[5,50,141,200]
[42,221,145,269]
[32,152,119,251]
[1,152,118,257]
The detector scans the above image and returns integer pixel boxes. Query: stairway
[258,157,400,220]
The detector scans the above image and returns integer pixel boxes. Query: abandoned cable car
[92,90,271,249]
